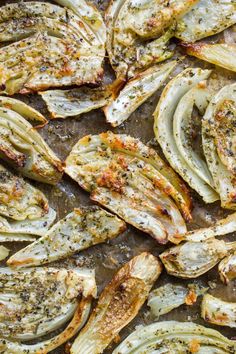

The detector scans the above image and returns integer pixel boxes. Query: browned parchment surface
[0,0,236,352]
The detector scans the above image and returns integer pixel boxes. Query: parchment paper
[0,1,236,352]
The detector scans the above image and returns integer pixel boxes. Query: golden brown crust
[99,132,192,220]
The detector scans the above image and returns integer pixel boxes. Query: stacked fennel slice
[0,0,106,94]
[154,70,236,210]
[0,0,236,353]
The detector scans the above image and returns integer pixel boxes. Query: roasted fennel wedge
[0,163,56,241]
[154,67,219,203]
[70,252,162,354]
[176,0,236,42]
[104,61,176,127]
[0,163,49,221]
[105,0,194,77]
[160,238,236,278]
[219,252,236,284]
[65,132,192,244]
[0,0,106,94]
[169,212,236,244]
[40,87,112,119]
[0,96,47,124]
[0,208,56,242]
[184,43,236,72]
[0,267,96,350]
[7,207,126,267]
[202,83,236,209]
[0,104,63,184]
[113,321,236,353]
[173,83,215,188]
[109,0,198,41]
[0,245,9,261]
[148,283,208,319]
[202,294,236,328]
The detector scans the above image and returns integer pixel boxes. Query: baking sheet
[0,0,236,352]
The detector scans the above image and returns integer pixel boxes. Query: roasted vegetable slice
[0,267,96,342]
[40,87,112,119]
[104,61,176,127]
[7,207,126,267]
[113,321,236,353]
[106,0,194,77]
[202,294,236,328]
[128,29,174,78]
[0,32,104,94]
[0,163,50,220]
[54,0,106,44]
[148,283,207,319]
[219,252,236,284]
[176,0,236,42]
[0,104,63,184]
[70,252,162,354]
[169,212,236,244]
[0,245,9,261]
[113,0,197,40]
[160,238,235,278]
[0,0,106,94]
[0,311,88,354]
[65,132,192,244]
[202,83,236,209]
[173,83,215,188]
[211,90,236,175]
[0,96,47,124]
[0,208,56,242]
[154,67,219,203]
[0,163,56,241]
[184,43,236,73]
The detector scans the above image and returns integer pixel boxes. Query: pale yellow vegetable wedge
[65,132,191,244]
[0,245,9,261]
[0,163,56,240]
[148,283,208,319]
[202,83,236,209]
[7,207,126,267]
[0,267,96,353]
[169,212,236,244]
[160,238,236,278]
[202,294,236,328]
[0,106,63,184]
[104,61,176,127]
[185,43,236,73]
[70,252,162,354]
[0,208,56,242]
[0,96,47,123]
[173,83,214,188]
[154,67,218,203]
[219,252,236,284]
[0,163,49,221]
[0,1,106,94]
[113,321,236,353]
[176,0,236,42]
[40,87,111,119]
[105,0,190,77]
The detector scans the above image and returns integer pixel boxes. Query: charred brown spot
[97,169,125,193]
[155,205,171,219]
[229,192,236,203]
[181,42,205,55]
[0,146,26,168]
[185,289,197,305]
[214,312,229,323]
[189,339,200,353]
